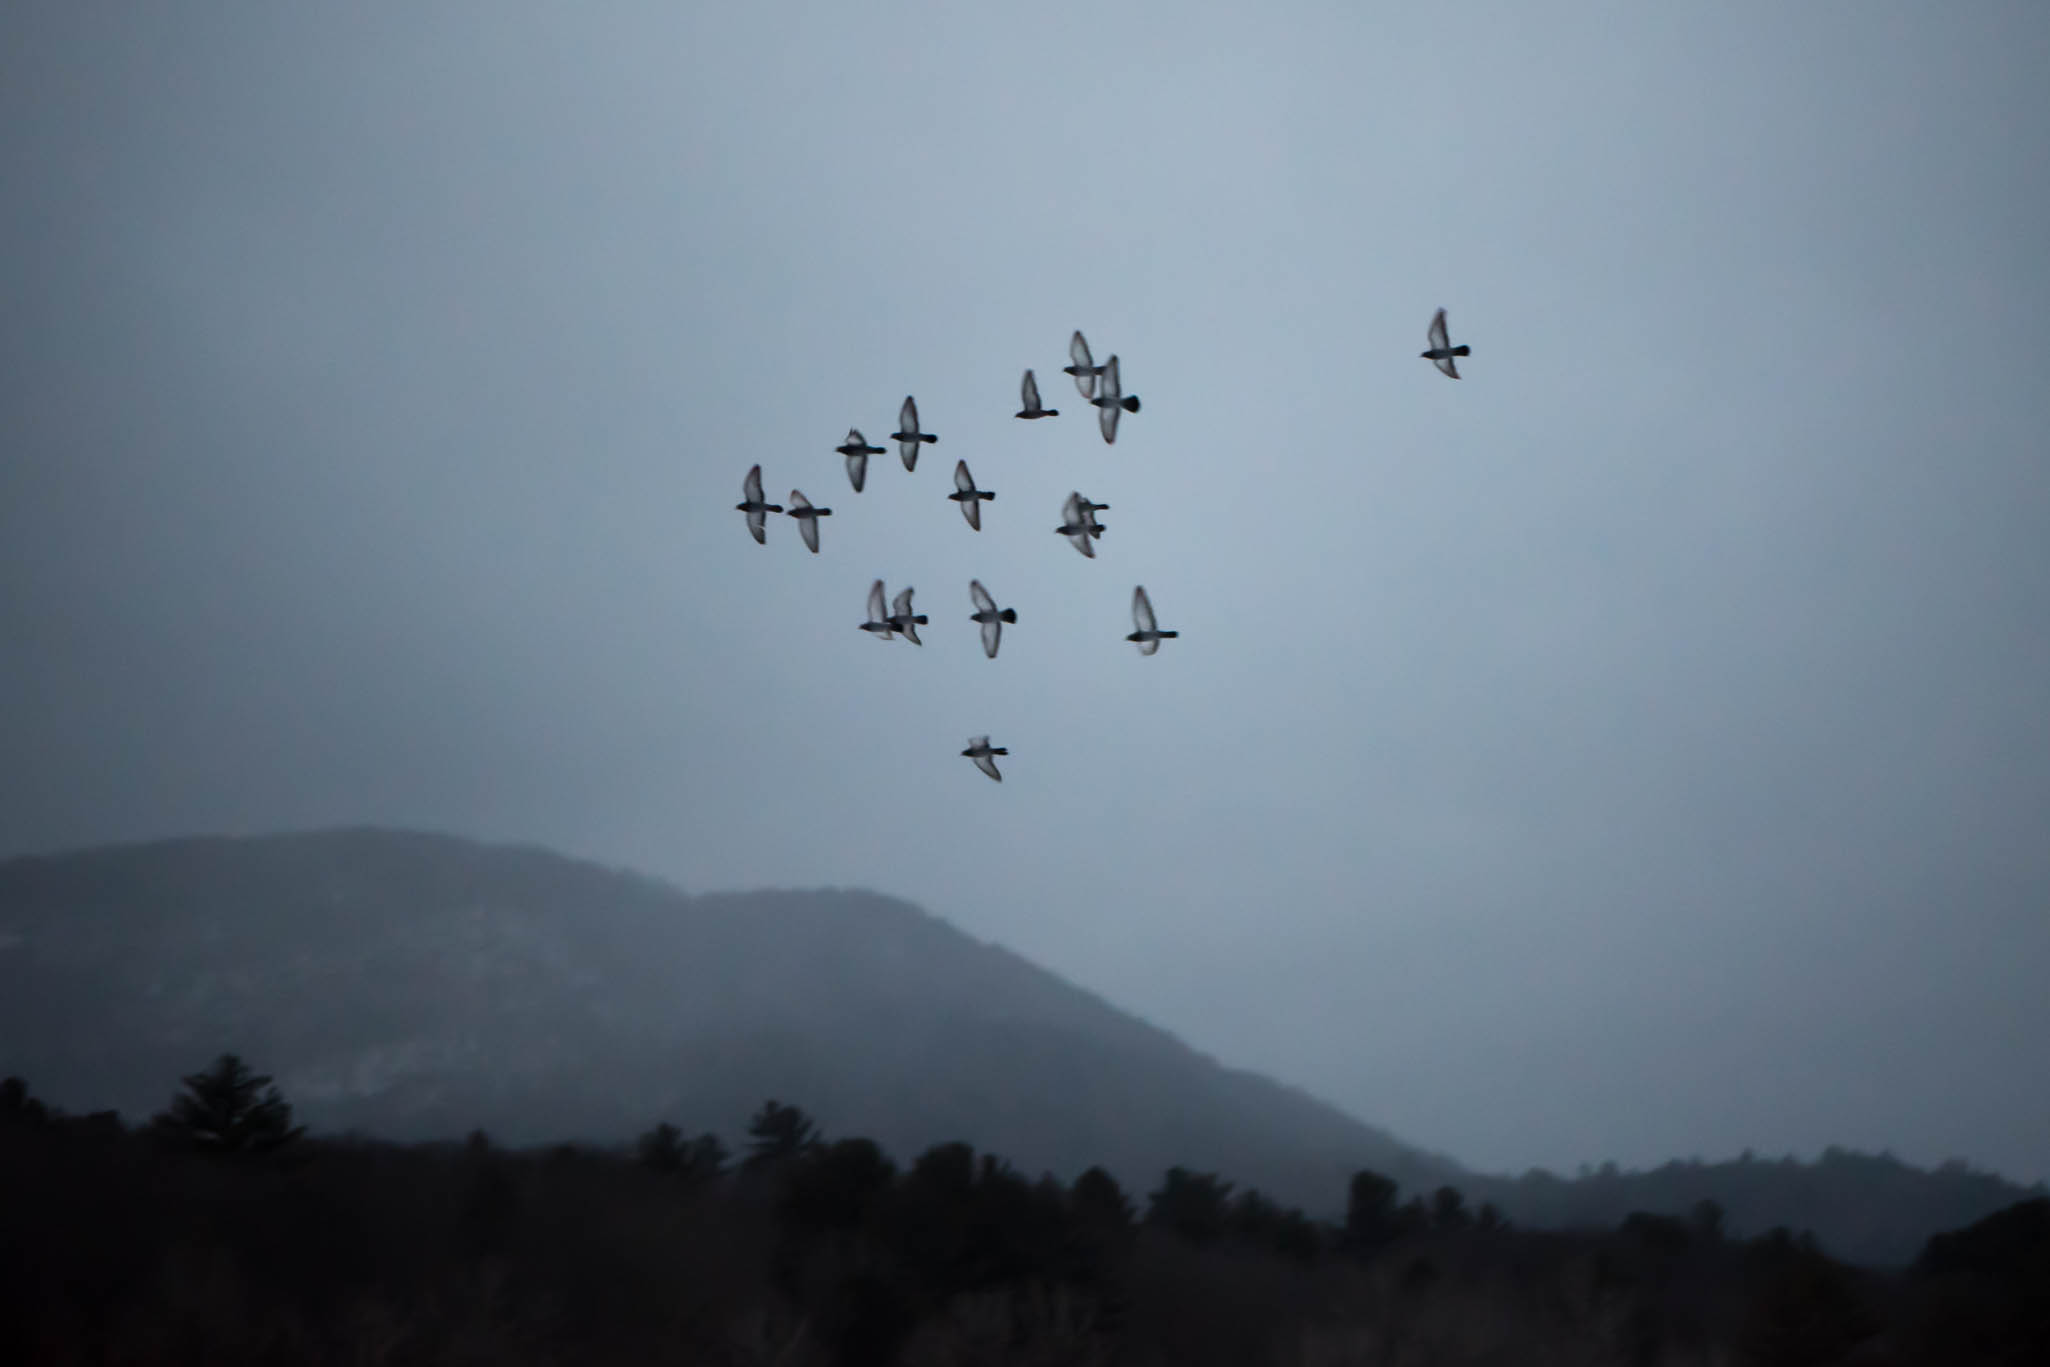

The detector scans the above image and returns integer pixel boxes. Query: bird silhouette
[859,580,898,640]
[887,586,929,645]
[736,465,783,544]
[968,579,1018,659]
[1063,329,1106,400]
[891,396,938,470]
[950,460,995,530]
[786,490,831,553]
[1421,307,1471,378]
[1016,369,1058,419]
[962,735,1008,782]
[1127,585,1178,655]
[1056,492,1098,558]
[836,429,884,492]
[1091,355,1141,443]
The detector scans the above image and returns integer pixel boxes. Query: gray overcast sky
[4,2,2047,1185]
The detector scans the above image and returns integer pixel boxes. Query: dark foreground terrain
[4,1072,2043,1367]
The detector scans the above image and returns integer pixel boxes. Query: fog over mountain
[2,829,2037,1267]
[3,3,2046,1194]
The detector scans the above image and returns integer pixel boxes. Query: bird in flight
[891,396,938,470]
[1063,330,1106,400]
[1421,307,1471,378]
[786,490,831,553]
[968,579,1017,659]
[962,735,1008,782]
[859,580,898,640]
[1127,585,1178,655]
[1016,369,1058,420]
[1056,491,1099,558]
[887,586,929,645]
[1092,355,1141,443]
[836,429,884,492]
[736,464,783,544]
[950,460,995,530]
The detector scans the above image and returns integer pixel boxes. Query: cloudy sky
[5,2,2046,1185]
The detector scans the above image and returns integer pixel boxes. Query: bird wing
[960,497,981,531]
[868,579,889,623]
[891,587,915,619]
[954,460,974,494]
[846,450,867,492]
[788,490,812,513]
[1098,397,1122,444]
[972,750,1002,781]
[1069,527,1096,558]
[980,616,1001,658]
[1137,635,1160,656]
[1432,353,1461,379]
[743,463,764,503]
[798,512,820,553]
[969,579,996,615]
[1062,491,1084,524]
[899,395,918,434]
[1428,308,1450,352]
[1132,585,1156,633]
[1021,369,1041,411]
[747,508,766,543]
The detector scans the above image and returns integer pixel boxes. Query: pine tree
[151,1053,304,1155]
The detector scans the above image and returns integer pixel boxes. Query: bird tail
[985,492,996,501]
[913,614,929,624]
[923,433,939,443]
[1122,396,1141,412]
[1452,345,1471,356]
[1161,631,1180,638]
[1000,609,1017,623]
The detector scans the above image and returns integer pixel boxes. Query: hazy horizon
[4,3,2046,1187]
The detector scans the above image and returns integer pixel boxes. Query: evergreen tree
[150,1053,304,1155]
[1343,1168,1400,1253]
[1144,1166,1234,1246]
[743,1099,821,1170]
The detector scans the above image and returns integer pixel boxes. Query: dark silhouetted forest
[3,1068,2044,1366]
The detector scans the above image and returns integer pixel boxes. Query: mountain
[0,827,1463,1214]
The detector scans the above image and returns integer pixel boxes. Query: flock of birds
[736,313,1472,781]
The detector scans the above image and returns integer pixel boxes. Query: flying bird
[859,580,898,639]
[1015,369,1058,419]
[1421,307,1471,378]
[1127,585,1179,655]
[891,396,938,470]
[961,735,1008,782]
[887,586,929,645]
[950,460,995,530]
[1091,355,1141,443]
[786,490,831,553]
[736,464,783,544]
[836,429,885,492]
[1055,491,1098,558]
[968,579,1017,659]
[1063,330,1106,400]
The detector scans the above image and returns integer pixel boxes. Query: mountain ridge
[0,826,1464,1212]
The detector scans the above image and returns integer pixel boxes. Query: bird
[1063,329,1106,400]
[1421,307,1471,378]
[1015,369,1058,419]
[968,579,1017,659]
[1127,585,1178,655]
[887,586,929,645]
[1091,355,1141,443]
[961,735,1007,782]
[736,464,783,544]
[786,490,831,553]
[891,396,938,470]
[950,460,995,530]
[836,429,885,492]
[1077,494,1109,538]
[1055,491,1098,558]
[859,580,898,639]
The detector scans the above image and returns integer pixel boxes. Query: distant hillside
[3,828,2036,1266]
[0,828,1461,1215]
